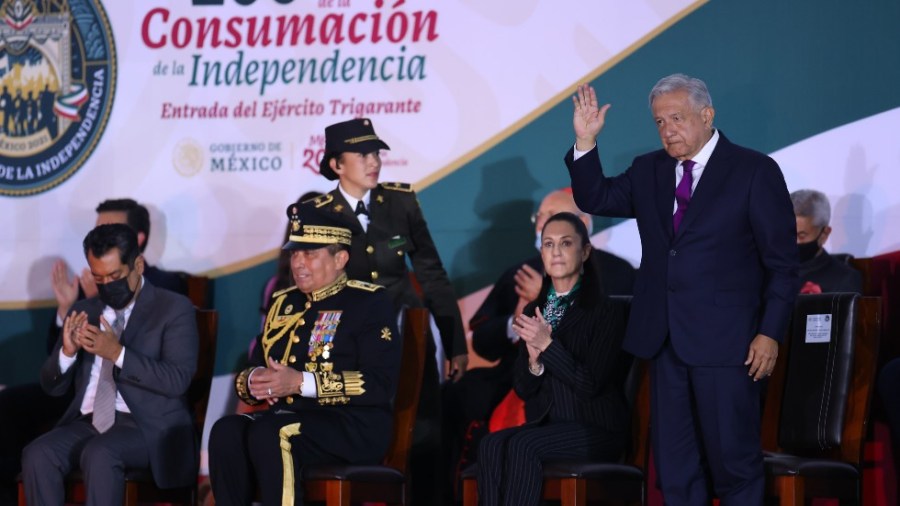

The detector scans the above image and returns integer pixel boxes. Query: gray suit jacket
[41,281,199,488]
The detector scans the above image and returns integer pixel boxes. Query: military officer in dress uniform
[312,117,467,503]
[208,204,402,506]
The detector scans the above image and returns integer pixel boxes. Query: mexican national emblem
[0,0,115,196]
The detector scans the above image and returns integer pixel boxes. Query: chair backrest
[607,296,650,469]
[766,294,880,465]
[190,309,218,434]
[830,253,855,265]
[778,293,859,452]
[850,254,900,368]
[382,307,428,473]
[625,359,650,470]
[184,274,213,309]
[838,296,880,464]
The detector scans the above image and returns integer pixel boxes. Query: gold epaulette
[272,285,298,299]
[347,279,384,292]
[380,182,413,192]
[312,193,334,208]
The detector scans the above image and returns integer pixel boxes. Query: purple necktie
[672,159,696,233]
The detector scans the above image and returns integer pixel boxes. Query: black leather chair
[762,293,881,505]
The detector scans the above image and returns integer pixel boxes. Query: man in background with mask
[21,223,199,505]
[791,189,862,294]
[442,187,634,499]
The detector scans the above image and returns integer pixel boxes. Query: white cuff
[246,366,264,389]
[58,348,77,373]
[506,316,520,343]
[300,372,317,398]
[573,142,595,161]
[114,346,125,368]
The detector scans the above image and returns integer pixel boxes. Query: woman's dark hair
[83,223,140,268]
[525,212,605,315]
[542,212,590,247]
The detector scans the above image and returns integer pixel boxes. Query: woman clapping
[476,212,632,506]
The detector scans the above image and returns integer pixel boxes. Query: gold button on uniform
[289,355,297,364]
[397,250,403,256]
[371,271,379,280]
[366,245,374,254]
[286,397,294,405]
[292,336,300,344]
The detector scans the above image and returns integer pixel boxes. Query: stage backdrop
[2,0,899,473]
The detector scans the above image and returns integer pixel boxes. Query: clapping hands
[512,307,553,356]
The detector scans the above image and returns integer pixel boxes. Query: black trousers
[21,413,148,506]
[209,411,348,506]
[0,383,71,506]
[410,332,445,505]
[877,357,900,494]
[650,343,763,506]
[441,364,514,502]
[477,421,624,506]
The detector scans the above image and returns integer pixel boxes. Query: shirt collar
[101,276,143,327]
[684,128,719,169]
[337,184,370,211]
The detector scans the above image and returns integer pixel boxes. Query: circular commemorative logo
[0,0,116,196]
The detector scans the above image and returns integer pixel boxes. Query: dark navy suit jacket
[565,132,799,366]
[41,281,199,488]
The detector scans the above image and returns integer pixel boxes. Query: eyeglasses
[531,211,586,224]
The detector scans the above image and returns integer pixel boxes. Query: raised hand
[572,83,611,151]
[61,311,87,357]
[513,263,542,304]
[52,260,79,320]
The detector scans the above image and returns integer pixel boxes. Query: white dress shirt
[572,129,720,214]
[59,277,142,415]
[338,184,371,232]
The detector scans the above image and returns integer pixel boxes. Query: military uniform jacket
[235,274,402,461]
[313,183,466,357]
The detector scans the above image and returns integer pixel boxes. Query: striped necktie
[92,310,125,433]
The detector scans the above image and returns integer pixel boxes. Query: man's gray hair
[648,73,713,111]
[790,189,831,228]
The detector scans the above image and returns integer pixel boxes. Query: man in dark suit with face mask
[21,223,199,505]
[791,189,862,294]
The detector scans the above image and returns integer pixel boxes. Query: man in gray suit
[21,223,199,505]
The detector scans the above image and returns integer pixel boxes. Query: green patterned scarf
[542,277,581,330]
